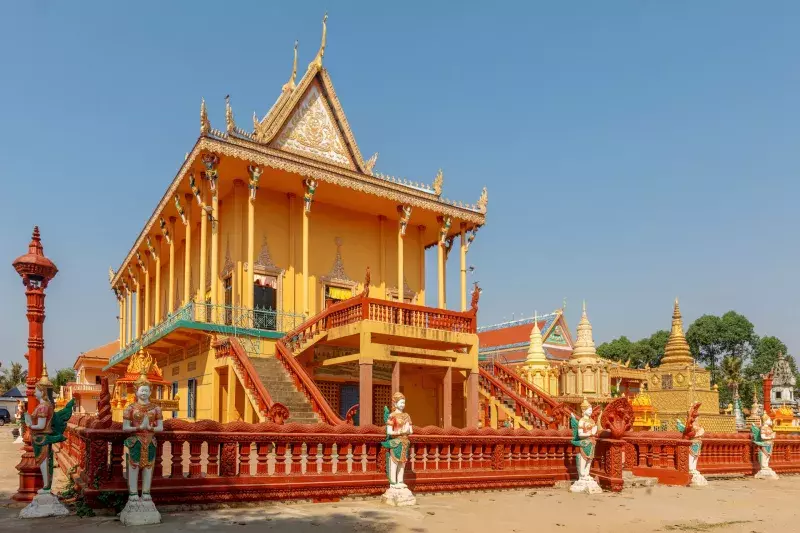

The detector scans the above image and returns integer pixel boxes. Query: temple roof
[109,17,486,290]
[772,352,795,388]
[660,298,695,367]
[72,340,118,370]
[478,310,574,363]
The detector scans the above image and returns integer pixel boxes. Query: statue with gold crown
[569,397,602,494]
[676,402,707,487]
[380,392,416,506]
[19,364,74,519]
[119,371,164,526]
[752,412,778,479]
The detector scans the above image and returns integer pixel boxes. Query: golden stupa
[643,299,735,432]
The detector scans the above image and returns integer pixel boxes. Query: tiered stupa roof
[524,312,548,367]
[772,352,795,388]
[660,298,694,367]
[571,301,599,362]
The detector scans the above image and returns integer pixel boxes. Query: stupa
[645,299,735,432]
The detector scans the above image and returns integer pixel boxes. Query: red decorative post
[11,226,58,502]
[762,371,774,416]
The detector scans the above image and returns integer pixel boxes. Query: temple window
[223,275,233,325]
[171,381,178,418]
[325,284,351,308]
[254,274,278,331]
[776,391,782,400]
[95,375,101,385]
[187,378,197,419]
[661,374,673,390]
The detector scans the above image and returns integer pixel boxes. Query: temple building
[58,340,117,415]
[769,352,796,409]
[103,18,486,429]
[644,299,734,432]
[478,303,616,410]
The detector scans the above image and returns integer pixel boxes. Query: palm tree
[721,355,744,426]
[0,362,26,394]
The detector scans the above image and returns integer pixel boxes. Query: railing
[214,338,289,424]
[56,417,625,506]
[108,301,306,367]
[480,360,571,429]
[66,383,103,394]
[622,432,692,485]
[478,369,555,429]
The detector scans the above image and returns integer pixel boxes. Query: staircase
[248,357,319,425]
[478,360,572,430]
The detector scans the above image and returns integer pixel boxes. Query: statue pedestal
[119,499,162,526]
[19,492,70,519]
[689,471,708,487]
[569,477,602,494]
[754,467,779,480]
[381,486,417,507]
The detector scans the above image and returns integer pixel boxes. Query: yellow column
[418,225,426,306]
[183,193,192,304]
[397,223,404,303]
[118,294,125,347]
[210,188,219,321]
[301,180,316,316]
[379,216,386,299]
[126,288,132,343]
[144,256,151,330]
[199,195,208,306]
[460,223,467,311]
[287,193,296,313]
[234,179,246,308]
[247,169,260,310]
[437,235,445,309]
[154,236,162,324]
[135,284,142,339]
[168,217,176,314]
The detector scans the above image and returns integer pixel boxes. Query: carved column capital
[247,165,262,202]
[397,205,412,236]
[303,178,318,213]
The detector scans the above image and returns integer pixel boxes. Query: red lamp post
[11,226,58,502]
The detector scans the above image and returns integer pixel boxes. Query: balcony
[107,301,305,369]
[64,382,102,396]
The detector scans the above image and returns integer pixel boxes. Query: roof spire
[525,310,548,367]
[200,97,210,135]
[310,13,328,70]
[283,40,299,92]
[572,300,598,362]
[660,297,695,366]
[225,94,236,134]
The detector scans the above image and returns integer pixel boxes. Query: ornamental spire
[283,41,299,91]
[225,95,236,134]
[660,298,695,366]
[525,311,548,367]
[310,13,328,70]
[572,300,599,361]
[200,98,210,135]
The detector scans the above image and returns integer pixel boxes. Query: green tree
[745,336,796,385]
[720,354,743,409]
[719,311,757,359]
[52,368,77,391]
[643,330,670,367]
[597,336,633,363]
[686,315,723,383]
[0,362,26,394]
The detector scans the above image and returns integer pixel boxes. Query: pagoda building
[558,302,612,405]
[644,299,734,432]
[520,313,558,395]
[478,307,574,365]
[769,352,796,409]
[102,17,486,429]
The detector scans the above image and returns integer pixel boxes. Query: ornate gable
[270,80,356,170]
[543,313,574,348]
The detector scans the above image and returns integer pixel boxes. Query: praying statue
[752,412,778,479]
[569,397,602,493]
[19,365,74,519]
[677,402,707,487]
[380,392,416,506]
[119,372,164,526]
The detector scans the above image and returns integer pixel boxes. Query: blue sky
[1,1,798,371]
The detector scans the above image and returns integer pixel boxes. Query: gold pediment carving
[271,82,355,170]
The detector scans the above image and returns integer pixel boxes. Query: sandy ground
[0,426,796,533]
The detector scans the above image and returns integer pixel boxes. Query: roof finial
[310,13,328,69]
[225,94,236,134]
[283,40,299,91]
[200,97,210,135]
[433,169,444,197]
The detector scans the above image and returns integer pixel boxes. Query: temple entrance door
[253,275,277,330]
[340,384,359,425]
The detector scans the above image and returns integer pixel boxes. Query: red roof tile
[478,320,547,348]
